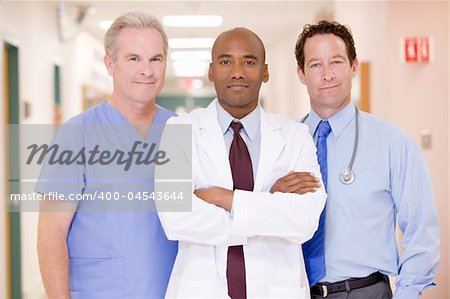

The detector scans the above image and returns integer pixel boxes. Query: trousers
[311,279,393,299]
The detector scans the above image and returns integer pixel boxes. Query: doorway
[4,42,22,299]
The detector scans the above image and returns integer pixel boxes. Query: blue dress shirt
[36,101,178,298]
[303,103,440,299]
[216,102,261,179]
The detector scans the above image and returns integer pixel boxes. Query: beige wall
[386,2,448,298]
[260,4,449,297]
[256,3,449,297]
[334,1,448,298]
[264,27,312,119]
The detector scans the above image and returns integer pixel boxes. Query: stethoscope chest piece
[302,106,360,186]
[340,168,355,185]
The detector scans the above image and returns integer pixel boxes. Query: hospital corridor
[0,1,449,298]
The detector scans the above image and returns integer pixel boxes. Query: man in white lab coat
[157,27,326,298]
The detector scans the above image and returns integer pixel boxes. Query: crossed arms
[196,171,321,212]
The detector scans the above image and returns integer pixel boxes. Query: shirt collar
[216,101,260,141]
[308,102,356,139]
[103,100,164,123]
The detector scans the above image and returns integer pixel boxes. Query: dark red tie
[227,122,253,299]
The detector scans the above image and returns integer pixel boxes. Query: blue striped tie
[302,120,331,287]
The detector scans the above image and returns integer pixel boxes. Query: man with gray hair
[37,12,177,299]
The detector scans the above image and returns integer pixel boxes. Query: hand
[194,187,234,211]
[270,171,321,194]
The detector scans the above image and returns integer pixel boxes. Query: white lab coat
[157,100,326,298]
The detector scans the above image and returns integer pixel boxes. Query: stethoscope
[301,107,359,185]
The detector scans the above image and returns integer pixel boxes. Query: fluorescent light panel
[99,20,113,30]
[169,38,215,49]
[163,15,223,27]
[174,68,207,77]
[173,61,208,77]
[171,51,211,61]
[172,61,208,69]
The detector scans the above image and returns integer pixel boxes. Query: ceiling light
[173,61,208,77]
[99,20,113,30]
[170,51,211,61]
[174,68,207,77]
[169,38,215,49]
[163,15,223,27]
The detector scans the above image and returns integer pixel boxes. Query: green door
[4,42,22,299]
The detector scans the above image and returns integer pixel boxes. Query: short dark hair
[212,27,266,62]
[295,20,356,72]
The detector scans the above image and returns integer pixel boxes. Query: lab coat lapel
[197,100,233,188]
[255,109,286,191]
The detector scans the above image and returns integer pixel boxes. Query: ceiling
[60,1,333,93]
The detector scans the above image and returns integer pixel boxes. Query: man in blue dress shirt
[36,12,177,298]
[291,20,440,298]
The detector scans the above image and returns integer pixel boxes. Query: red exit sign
[403,37,432,63]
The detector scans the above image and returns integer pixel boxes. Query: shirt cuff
[230,189,242,217]
[229,190,249,232]
[229,191,235,219]
[393,287,421,299]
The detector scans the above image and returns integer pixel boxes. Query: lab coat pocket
[268,285,307,298]
[69,257,124,295]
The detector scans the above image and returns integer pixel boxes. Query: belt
[310,272,388,297]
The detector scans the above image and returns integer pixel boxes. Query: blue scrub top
[36,101,178,298]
